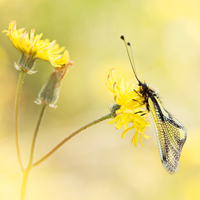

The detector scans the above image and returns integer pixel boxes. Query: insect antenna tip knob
[120,35,125,40]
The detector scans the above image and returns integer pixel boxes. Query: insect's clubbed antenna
[120,35,141,85]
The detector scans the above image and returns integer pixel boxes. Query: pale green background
[0,0,200,199]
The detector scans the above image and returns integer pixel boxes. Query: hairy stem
[33,113,112,166]
[15,70,26,170]
[29,105,47,163]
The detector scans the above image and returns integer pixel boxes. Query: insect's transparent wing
[148,97,187,174]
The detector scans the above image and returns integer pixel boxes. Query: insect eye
[142,83,148,90]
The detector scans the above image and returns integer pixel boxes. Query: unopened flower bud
[35,61,74,108]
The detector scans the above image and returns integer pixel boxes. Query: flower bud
[35,61,74,108]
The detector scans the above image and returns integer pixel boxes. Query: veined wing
[148,96,187,174]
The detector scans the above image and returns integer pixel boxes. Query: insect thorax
[139,82,159,111]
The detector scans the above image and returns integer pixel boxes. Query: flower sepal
[109,103,121,117]
[17,52,36,73]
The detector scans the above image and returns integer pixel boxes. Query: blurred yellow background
[0,0,200,199]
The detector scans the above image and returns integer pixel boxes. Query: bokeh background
[0,0,200,199]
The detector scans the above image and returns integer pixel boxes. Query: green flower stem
[15,70,26,171]
[33,113,112,167]
[20,104,47,200]
[29,105,47,163]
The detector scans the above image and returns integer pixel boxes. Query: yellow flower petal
[115,119,123,130]
[139,134,143,146]
[108,116,120,124]
[132,131,138,147]
[121,126,134,138]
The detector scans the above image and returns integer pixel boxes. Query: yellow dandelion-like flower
[3,20,68,73]
[107,68,150,146]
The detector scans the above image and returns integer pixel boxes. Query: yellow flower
[107,68,150,146]
[3,20,69,72]
[48,46,70,67]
